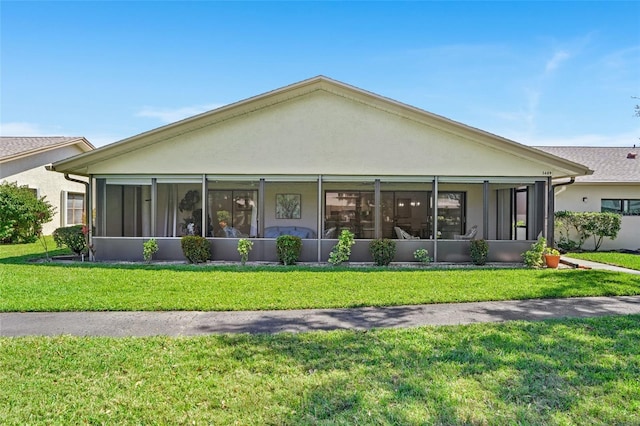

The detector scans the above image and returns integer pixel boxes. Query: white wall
[555,183,640,250]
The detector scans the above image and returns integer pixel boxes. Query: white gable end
[86,89,570,177]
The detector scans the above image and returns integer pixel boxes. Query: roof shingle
[534,146,640,183]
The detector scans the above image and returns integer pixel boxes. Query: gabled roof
[50,76,592,178]
[535,146,640,183]
[0,136,95,163]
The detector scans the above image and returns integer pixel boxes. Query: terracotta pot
[544,254,561,269]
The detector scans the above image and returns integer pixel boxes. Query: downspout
[64,174,91,260]
[548,177,575,247]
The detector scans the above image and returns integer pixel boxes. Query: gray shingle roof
[0,136,90,161]
[534,146,640,183]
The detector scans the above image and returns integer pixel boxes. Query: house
[536,146,640,251]
[49,76,591,262]
[1,136,95,235]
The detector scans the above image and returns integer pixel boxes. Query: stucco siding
[85,91,567,177]
[555,184,640,250]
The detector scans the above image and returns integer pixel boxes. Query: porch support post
[201,175,207,237]
[258,178,265,237]
[374,179,381,239]
[87,176,94,260]
[547,176,554,246]
[433,176,438,262]
[483,180,489,239]
[317,175,323,262]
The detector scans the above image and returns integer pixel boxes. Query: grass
[2,239,639,312]
[2,315,639,424]
[3,240,639,424]
[567,251,640,271]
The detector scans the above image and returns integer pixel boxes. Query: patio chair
[394,226,420,239]
[454,225,478,240]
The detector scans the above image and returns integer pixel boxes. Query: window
[66,192,84,225]
[602,199,640,216]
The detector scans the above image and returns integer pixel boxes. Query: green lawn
[3,241,639,424]
[567,251,640,271]
[2,316,639,425]
[2,239,639,312]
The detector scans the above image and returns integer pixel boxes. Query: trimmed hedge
[276,235,302,265]
[180,236,211,263]
[369,238,396,266]
[52,225,86,255]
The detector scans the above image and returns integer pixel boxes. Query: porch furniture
[264,226,317,239]
[324,227,337,238]
[394,226,420,239]
[454,225,478,240]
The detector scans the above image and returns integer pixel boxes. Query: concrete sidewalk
[561,256,640,275]
[2,296,640,337]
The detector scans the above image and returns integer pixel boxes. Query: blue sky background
[1,1,639,147]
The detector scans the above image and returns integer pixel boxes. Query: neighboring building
[536,146,640,251]
[1,136,95,235]
[50,77,591,262]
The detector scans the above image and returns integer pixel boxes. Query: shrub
[180,236,211,263]
[237,238,253,265]
[369,238,396,266]
[522,237,546,268]
[413,248,432,263]
[52,225,86,255]
[555,211,622,251]
[328,230,355,266]
[276,235,302,265]
[0,182,55,244]
[470,239,489,265]
[143,238,159,263]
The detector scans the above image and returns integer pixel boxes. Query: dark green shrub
[180,236,211,263]
[369,238,396,266]
[470,239,489,265]
[0,182,54,243]
[52,225,86,255]
[276,235,302,265]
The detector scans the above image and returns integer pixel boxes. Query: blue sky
[1,1,639,147]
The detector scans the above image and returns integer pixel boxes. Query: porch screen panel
[100,181,152,237]
[325,191,375,239]
[156,184,204,237]
[208,190,258,237]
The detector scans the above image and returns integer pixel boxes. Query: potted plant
[543,246,561,269]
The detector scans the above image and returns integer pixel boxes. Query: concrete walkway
[561,256,640,275]
[2,296,640,337]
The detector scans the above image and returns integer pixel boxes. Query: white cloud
[545,50,570,73]
[0,122,51,136]
[136,104,223,124]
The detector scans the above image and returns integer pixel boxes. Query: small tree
[237,238,253,265]
[0,182,54,244]
[583,212,621,251]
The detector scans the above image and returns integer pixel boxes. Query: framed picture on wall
[276,194,301,219]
